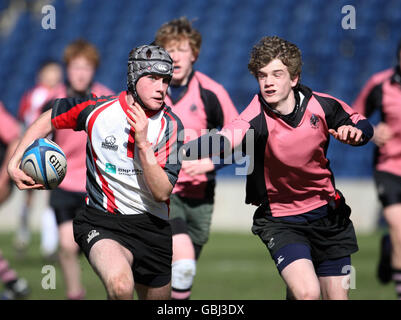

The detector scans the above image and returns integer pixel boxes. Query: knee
[171,259,196,299]
[293,286,321,300]
[59,239,79,256]
[107,273,134,300]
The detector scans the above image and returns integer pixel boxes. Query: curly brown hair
[248,36,302,81]
[154,17,202,60]
[63,39,100,68]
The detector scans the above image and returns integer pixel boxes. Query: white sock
[40,207,59,255]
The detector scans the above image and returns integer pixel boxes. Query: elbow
[147,176,173,202]
[151,185,172,202]
[153,192,170,203]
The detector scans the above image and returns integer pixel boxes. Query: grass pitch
[0,231,396,300]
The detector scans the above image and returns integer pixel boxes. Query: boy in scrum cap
[8,45,184,300]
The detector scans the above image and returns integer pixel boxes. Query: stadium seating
[0,0,398,177]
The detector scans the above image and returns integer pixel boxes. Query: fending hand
[328,125,364,146]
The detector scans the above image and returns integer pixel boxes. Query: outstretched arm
[183,131,232,160]
[328,125,364,146]
[328,117,373,146]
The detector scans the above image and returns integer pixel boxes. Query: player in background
[353,38,401,299]
[155,17,239,300]
[41,39,114,300]
[18,61,64,127]
[8,45,183,300]
[183,36,374,299]
[0,101,30,299]
[15,60,64,259]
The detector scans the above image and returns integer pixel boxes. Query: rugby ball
[20,138,67,189]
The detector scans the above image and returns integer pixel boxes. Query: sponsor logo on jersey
[118,167,143,176]
[102,135,118,151]
[105,163,116,174]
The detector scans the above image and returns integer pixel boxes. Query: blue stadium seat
[0,0,9,11]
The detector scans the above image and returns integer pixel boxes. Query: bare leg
[89,239,134,300]
[173,234,195,261]
[136,282,171,300]
[319,275,349,300]
[58,221,84,299]
[280,259,321,300]
[383,204,401,299]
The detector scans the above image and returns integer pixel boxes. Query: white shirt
[52,91,183,220]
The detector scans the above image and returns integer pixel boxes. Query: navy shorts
[73,206,172,287]
[272,243,351,276]
[252,198,358,276]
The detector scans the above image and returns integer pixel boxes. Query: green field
[0,231,396,300]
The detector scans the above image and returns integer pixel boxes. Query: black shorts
[251,201,358,273]
[374,170,401,207]
[73,206,172,287]
[50,188,86,225]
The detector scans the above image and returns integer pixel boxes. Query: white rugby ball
[20,138,67,189]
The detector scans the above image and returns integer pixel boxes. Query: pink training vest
[353,69,401,177]
[0,102,20,144]
[221,92,365,217]
[18,84,65,127]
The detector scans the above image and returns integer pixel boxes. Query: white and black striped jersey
[51,91,183,220]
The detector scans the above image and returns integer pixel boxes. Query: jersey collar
[259,84,312,128]
[167,70,195,104]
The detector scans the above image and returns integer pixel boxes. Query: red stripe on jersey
[127,112,166,159]
[92,149,118,213]
[156,117,166,146]
[87,100,116,137]
[52,100,96,129]
[154,110,178,168]
[87,101,118,214]
[127,128,135,158]
[152,117,167,163]
[120,90,164,158]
